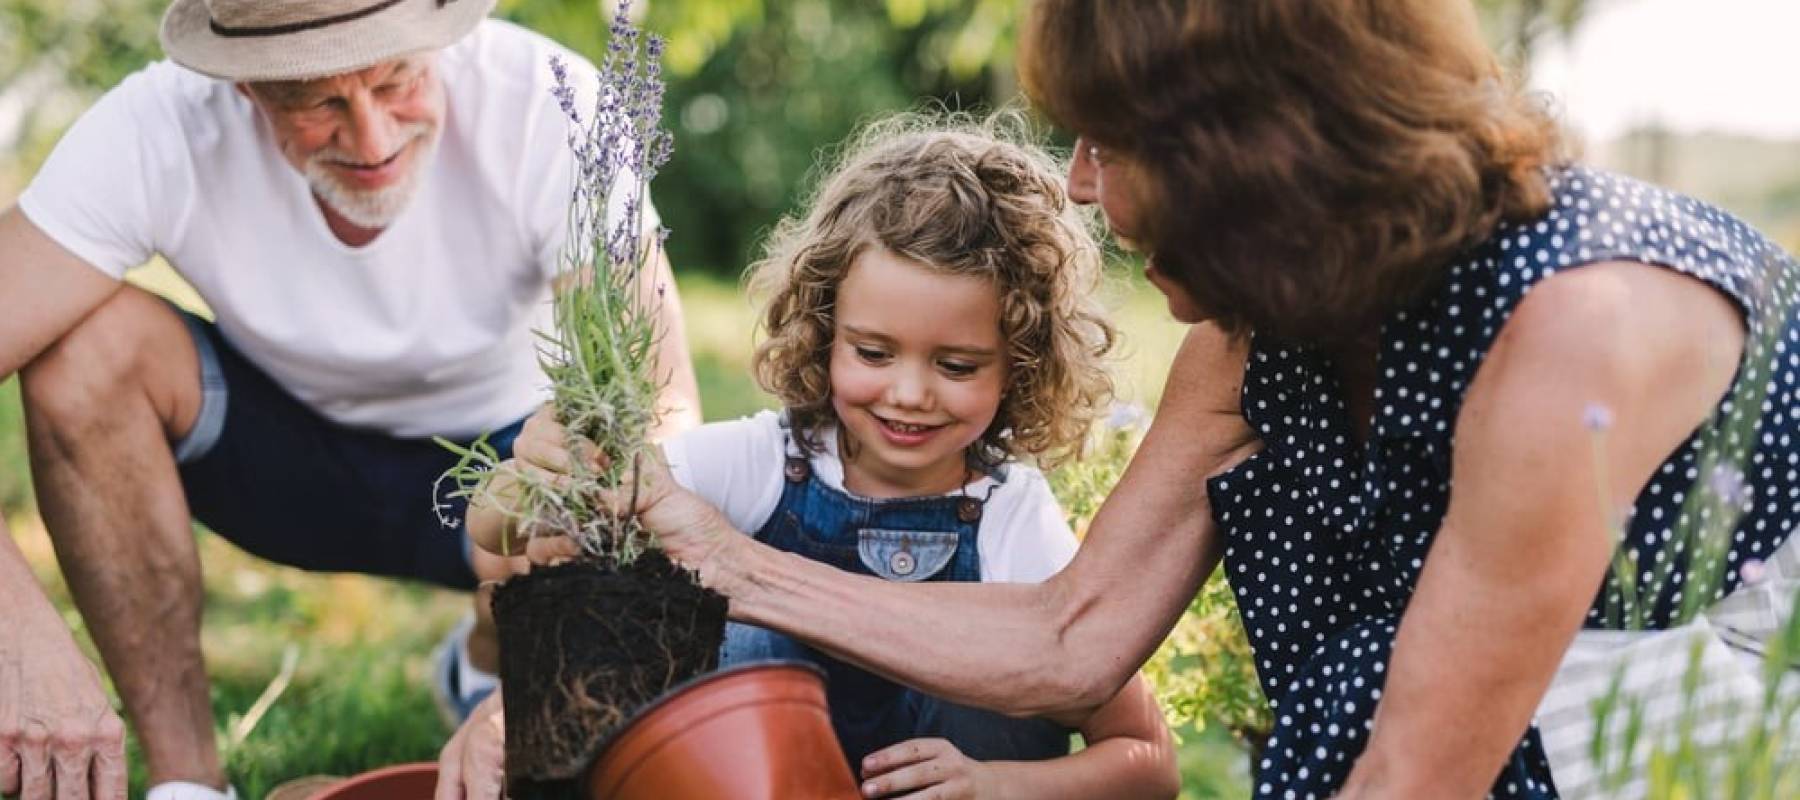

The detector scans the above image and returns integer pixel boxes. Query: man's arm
[1339,262,1745,797]
[0,517,128,799]
[0,207,120,377]
[0,205,130,799]
[643,323,1261,719]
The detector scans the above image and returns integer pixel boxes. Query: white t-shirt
[18,20,652,438]
[662,411,1079,583]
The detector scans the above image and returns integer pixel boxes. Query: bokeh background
[2,0,1797,795]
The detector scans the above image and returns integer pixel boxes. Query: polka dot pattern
[1204,166,1800,798]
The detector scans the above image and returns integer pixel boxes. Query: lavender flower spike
[1707,464,1751,508]
[437,0,676,561]
[1582,402,1615,433]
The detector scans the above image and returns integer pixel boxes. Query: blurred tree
[0,0,166,185]
[1475,0,1591,71]
[1,0,1026,273]
[505,0,1026,274]
[2,0,1590,268]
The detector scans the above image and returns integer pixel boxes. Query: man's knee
[20,287,200,442]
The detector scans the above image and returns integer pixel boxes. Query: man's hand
[0,552,127,800]
[435,690,505,800]
[858,738,997,799]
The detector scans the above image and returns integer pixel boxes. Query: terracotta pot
[308,762,437,800]
[586,661,860,800]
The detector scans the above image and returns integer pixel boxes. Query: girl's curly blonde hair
[748,112,1117,470]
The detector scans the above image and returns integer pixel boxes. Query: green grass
[1,267,1249,798]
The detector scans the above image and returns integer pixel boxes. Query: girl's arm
[633,323,1262,720]
[1338,262,1745,797]
[859,674,1179,799]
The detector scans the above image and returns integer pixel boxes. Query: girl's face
[830,247,1008,498]
[1066,137,1206,323]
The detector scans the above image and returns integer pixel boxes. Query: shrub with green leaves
[1047,409,1273,744]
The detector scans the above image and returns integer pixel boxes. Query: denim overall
[719,440,1071,770]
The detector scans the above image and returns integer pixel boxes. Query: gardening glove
[858,738,997,799]
[0,610,127,800]
[436,689,506,800]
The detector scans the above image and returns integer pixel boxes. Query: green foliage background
[0,0,1606,273]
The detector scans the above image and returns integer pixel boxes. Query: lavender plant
[438,0,673,566]
[1580,246,1800,797]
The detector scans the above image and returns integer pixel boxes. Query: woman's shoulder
[1469,165,1788,314]
[1389,165,1794,399]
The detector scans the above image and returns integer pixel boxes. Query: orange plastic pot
[585,661,860,800]
[307,762,437,799]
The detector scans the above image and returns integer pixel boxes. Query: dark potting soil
[493,551,727,799]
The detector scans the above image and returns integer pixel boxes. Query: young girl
[448,116,1178,799]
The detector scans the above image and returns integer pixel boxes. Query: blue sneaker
[430,614,496,728]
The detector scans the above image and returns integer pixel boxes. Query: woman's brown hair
[1019,0,1561,342]
[748,112,1117,470]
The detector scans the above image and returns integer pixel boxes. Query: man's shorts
[172,310,526,591]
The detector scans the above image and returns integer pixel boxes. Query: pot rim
[585,659,827,763]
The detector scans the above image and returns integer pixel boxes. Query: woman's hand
[435,690,506,800]
[478,405,741,582]
[606,448,744,588]
[858,738,997,799]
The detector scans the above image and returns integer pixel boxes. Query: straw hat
[160,0,496,82]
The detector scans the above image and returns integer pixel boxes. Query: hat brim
[160,0,496,82]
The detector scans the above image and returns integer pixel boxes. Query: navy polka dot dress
[1205,166,1800,798]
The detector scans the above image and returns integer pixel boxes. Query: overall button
[889,550,917,576]
[783,457,809,483]
[956,497,983,523]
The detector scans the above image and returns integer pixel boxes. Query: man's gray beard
[303,122,439,230]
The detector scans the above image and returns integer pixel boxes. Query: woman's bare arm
[645,323,1261,718]
[1339,262,1745,797]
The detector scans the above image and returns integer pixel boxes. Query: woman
[580,2,1797,796]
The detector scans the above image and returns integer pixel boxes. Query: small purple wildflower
[1741,558,1767,586]
[1582,402,1614,433]
[548,54,580,124]
[1105,402,1148,432]
[1707,464,1751,508]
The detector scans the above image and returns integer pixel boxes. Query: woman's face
[1067,137,1206,323]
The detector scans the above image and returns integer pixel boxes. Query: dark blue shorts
[171,311,526,591]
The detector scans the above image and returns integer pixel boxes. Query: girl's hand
[858,738,997,799]
[511,405,603,488]
[496,405,600,565]
[435,689,506,800]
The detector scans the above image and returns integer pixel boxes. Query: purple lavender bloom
[548,54,580,124]
[1741,558,1767,585]
[1582,402,1614,433]
[547,0,675,283]
[1707,464,1751,508]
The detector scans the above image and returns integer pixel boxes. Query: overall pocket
[857,529,960,582]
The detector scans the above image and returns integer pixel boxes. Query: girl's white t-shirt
[18,20,651,438]
[662,411,1079,584]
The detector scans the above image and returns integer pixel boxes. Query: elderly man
[0,0,700,797]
